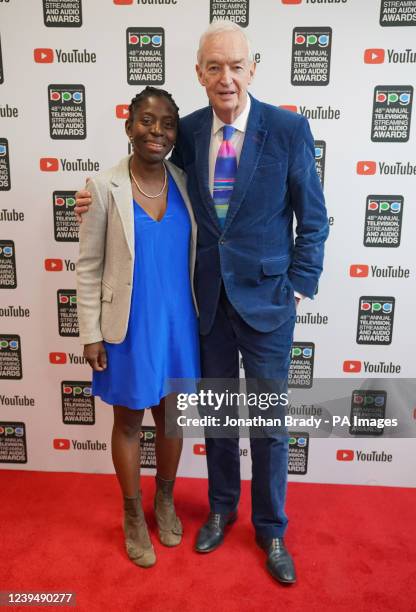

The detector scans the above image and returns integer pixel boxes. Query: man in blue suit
[170,20,328,584]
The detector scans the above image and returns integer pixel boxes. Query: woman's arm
[76,178,108,348]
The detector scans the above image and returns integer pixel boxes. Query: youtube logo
[54,438,70,450]
[280,105,298,113]
[49,352,67,365]
[40,158,59,172]
[44,258,63,272]
[116,104,129,119]
[343,360,362,373]
[364,49,385,64]
[114,0,133,4]
[282,0,302,4]
[337,450,354,462]
[34,48,54,63]
[193,444,206,455]
[357,161,376,176]
[350,264,369,278]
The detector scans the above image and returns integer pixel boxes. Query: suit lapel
[194,110,223,233]
[223,97,268,232]
[110,156,134,258]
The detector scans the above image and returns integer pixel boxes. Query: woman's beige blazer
[76,156,198,345]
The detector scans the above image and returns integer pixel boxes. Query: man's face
[196,31,256,122]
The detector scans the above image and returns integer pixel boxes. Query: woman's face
[126,95,177,163]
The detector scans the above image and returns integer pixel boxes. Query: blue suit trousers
[200,285,296,539]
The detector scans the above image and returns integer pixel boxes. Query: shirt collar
[212,95,251,136]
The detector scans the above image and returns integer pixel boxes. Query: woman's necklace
[129,162,167,199]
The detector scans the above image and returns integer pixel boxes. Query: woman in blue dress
[76,87,200,568]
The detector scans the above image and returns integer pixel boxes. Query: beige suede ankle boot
[154,475,183,547]
[123,494,156,567]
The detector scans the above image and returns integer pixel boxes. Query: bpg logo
[352,393,385,406]
[368,200,401,213]
[50,90,83,104]
[0,143,7,156]
[375,91,411,105]
[0,339,19,350]
[140,430,156,441]
[289,436,307,446]
[360,300,393,313]
[62,385,92,397]
[54,195,75,208]
[59,295,77,305]
[0,245,13,257]
[292,347,313,358]
[128,33,163,47]
[295,33,329,47]
[0,425,24,437]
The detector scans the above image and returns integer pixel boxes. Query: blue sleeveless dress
[92,174,200,410]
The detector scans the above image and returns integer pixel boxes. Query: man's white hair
[197,20,253,65]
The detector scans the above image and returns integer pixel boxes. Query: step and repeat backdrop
[1,0,415,486]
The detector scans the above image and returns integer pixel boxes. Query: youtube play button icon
[116,104,130,119]
[49,352,67,364]
[357,161,376,175]
[343,360,362,373]
[280,105,298,113]
[34,48,54,63]
[364,49,385,64]
[350,264,369,278]
[44,258,63,272]
[53,438,70,450]
[40,158,59,172]
[337,450,354,462]
[193,444,206,455]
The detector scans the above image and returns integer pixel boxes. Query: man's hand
[75,180,92,224]
[84,342,107,371]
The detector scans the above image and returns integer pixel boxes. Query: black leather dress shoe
[256,535,297,584]
[195,511,237,553]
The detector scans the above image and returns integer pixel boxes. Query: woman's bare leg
[151,396,183,479]
[112,405,145,497]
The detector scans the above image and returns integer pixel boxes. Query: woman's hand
[84,342,107,371]
[75,179,92,223]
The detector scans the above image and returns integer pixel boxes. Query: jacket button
[219,239,225,245]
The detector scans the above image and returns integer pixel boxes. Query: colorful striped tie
[213,125,237,228]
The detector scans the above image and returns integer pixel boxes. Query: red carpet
[0,471,415,612]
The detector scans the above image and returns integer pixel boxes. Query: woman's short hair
[127,86,179,123]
